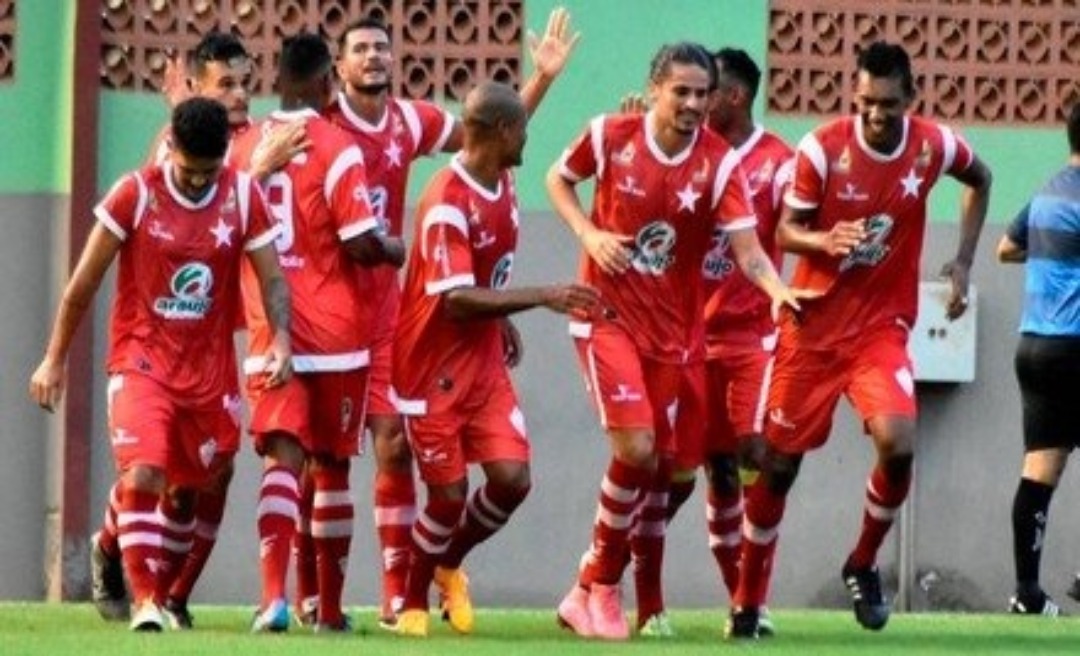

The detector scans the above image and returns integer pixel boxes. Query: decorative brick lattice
[768,0,1080,124]
[100,0,523,101]
[0,0,13,82]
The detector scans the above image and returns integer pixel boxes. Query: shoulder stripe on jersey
[773,157,796,209]
[396,98,424,147]
[339,217,380,242]
[425,273,475,296]
[132,172,149,231]
[589,115,606,179]
[711,147,744,211]
[431,108,456,153]
[95,207,127,241]
[557,159,584,183]
[236,171,252,234]
[325,145,366,202]
[800,133,828,182]
[938,124,959,172]
[420,204,468,259]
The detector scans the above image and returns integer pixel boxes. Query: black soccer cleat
[841,564,890,631]
[163,597,195,629]
[90,531,129,622]
[724,607,761,640]
[1009,591,1062,617]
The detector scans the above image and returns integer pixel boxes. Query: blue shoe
[251,599,290,633]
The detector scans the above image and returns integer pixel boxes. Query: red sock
[734,482,786,609]
[256,465,299,608]
[168,491,226,604]
[118,486,164,605]
[707,487,742,599]
[293,466,317,612]
[374,469,416,610]
[631,462,671,627]
[442,480,530,569]
[847,464,911,569]
[156,497,195,602]
[97,482,123,556]
[311,460,353,625]
[580,458,651,587]
[404,497,465,611]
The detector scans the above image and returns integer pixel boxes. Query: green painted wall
[94,0,1063,223]
[0,0,72,193]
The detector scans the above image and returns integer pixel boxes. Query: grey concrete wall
[9,202,1074,614]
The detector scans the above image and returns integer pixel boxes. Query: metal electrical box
[909,281,977,383]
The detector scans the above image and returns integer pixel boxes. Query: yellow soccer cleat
[394,609,429,637]
[434,566,474,634]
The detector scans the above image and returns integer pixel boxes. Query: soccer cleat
[251,598,290,633]
[129,599,164,632]
[294,596,318,628]
[314,614,354,634]
[724,607,760,640]
[638,611,675,638]
[1009,592,1062,617]
[434,566,474,634]
[394,609,429,637]
[757,606,777,637]
[586,583,629,641]
[377,595,404,631]
[163,598,194,630]
[842,564,890,631]
[90,531,129,622]
[556,584,593,637]
[1067,574,1080,603]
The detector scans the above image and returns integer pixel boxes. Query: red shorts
[247,369,368,460]
[571,321,690,459]
[402,370,530,486]
[366,281,400,418]
[702,327,777,456]
[671,360,708,471]
[764,319,916,454]
[107,372,241,488]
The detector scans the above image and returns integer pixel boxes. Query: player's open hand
[939,258,971,320]
[161,49,192,109]
[619,93,647,115]
[526,6,581,80]
[29,357,65,413]
[581,228,634,275]
[261,334,293,388]
[769,285,822,322]
[251,121,310,181]
[543,282,602,316]
[823,218,867,257]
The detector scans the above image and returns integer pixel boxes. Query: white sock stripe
[708,530,742,548]
[161,536,193,554]
[257,496,299,522]
[417,511,455,538]
[118,531,163,550]
[311,518,355,538]
[595,505,635,530]
[313,490,353,508]
[411,526,449,555]
[118,511,163,528]
[475,487,510,521]
[374,506,417,527]
[108,482,122,506]
[600,476,638,504]
[263,470,299,494]
[866,499,898,521]
[194,520,219,540]
[743,519,778,545]
[157,512,196,534]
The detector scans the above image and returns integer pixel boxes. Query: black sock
[1012,477,1055,596]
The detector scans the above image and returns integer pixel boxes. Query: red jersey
[702,127,794,347]
[558,112,757,362]
[95,163,278,403]
[230,109,380,372]
[784,115,975,346]
[392,155,519,414]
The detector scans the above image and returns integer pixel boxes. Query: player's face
[337,27,393,93]
[192,58,251,127]
[854,71,911,152]
[168,149,224,202]
[650,62,710,136]
[707,69,739,133]
[499,116,528,168]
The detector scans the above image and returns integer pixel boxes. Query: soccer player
[317,8,580,627]
[997,102,1080,618]
[230,32,400,634]
[390,80,600,638]
[29,97,291,632]
[547,42,798,641]
[727,41,993,638]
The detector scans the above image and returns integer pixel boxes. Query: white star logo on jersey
[899,167,924,198]
[385,139,403,168]
[676,182,701,212]
[210,218,234,248]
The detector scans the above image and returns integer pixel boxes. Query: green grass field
[2,604,1079,655]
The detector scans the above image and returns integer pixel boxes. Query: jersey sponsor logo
[702,226,734,280]
[630,221,676,275]
[836,182,869,202]
[148,220,176,242]
[839,213,893,272]
[616,175,646,198]
[491,253,514,289]
[155,262,213,319]
[417,447,449,464]
[609,383,643,403]
[110,428,139,447]
[472,230,496,250]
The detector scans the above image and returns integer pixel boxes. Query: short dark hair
[190,31,248,78]
[714,47,761,102]
[171,97,230,160]
[1068,103,1080,154]
[856,41,915,98]
[279,32,332,84]
[648,41,714,86]
[338,17,391,53]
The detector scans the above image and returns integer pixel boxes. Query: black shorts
[1015,334,1080,452]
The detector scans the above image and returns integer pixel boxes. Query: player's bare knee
[124,464,167,495]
